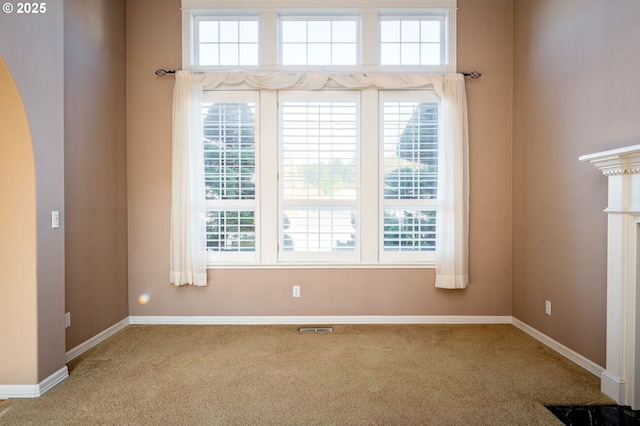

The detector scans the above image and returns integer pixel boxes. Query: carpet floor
[0,324,614,425]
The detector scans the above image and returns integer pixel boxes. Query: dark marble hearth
[547,405,640,425]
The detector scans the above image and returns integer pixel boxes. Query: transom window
[379,17,444,65]
[195,17,259,66]
[280,18,359,65]
[184,4,456,71]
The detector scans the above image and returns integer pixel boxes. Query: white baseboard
[0,366,68,399]
[511,317,604,378]
[601,370,627,405]
[65,317,130,363]
[129,315,513,325]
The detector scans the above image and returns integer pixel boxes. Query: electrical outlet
[65,312,71,328]
[545,300,551,316]
[292,285,300,298]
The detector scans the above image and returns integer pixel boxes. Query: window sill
[206,262,436,269]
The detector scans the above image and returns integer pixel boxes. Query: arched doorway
[0,56,39,385]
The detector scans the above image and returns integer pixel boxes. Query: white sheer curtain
[170,72,207,286]
[435,74,469,289]
[170,71,469,288]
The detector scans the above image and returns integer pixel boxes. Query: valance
[177,70,445,97]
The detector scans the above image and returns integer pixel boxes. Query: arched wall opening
[0,56,39,384]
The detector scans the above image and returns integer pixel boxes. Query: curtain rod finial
[462,71,481,79]
[155,69,176,77]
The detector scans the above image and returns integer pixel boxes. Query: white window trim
[182,0,456,9]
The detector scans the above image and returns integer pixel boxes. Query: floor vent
[298,327,333,333]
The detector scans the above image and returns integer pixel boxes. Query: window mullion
[259,90,278,264]
[360,10,378,66]
[360,88,379,263]
[260,10,277,66]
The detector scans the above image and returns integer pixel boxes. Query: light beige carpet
[0,324,613,425]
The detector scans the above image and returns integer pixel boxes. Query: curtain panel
[170,70,469,288]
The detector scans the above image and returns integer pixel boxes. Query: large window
[173,1,467,275]
[196,88,442,266]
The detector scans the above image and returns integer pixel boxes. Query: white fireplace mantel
[580,144,640,408]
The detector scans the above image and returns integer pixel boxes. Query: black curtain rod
[155,68,482,79]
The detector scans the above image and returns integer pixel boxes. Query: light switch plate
[51,211,60,229]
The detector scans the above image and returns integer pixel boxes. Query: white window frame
[278,15,361,66]
[378,15,446,67]
[379,90,441,263]
[194,15,261,66]
[197,86,443,268]
[278,90,361,263]
[203,90,261,264]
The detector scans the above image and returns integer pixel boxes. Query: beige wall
[0,58,38,384]
[126,0,514,317]
[64,0,129,350]
[512,1,640,366]
[0,0,66,383]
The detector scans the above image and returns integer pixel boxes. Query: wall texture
[64,0,129,350]
[126,0,514,317]
[512,1,640,367]
[0,0,66,383]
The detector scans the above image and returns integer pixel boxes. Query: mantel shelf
[579,144,640,176]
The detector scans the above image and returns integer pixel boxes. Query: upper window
[379,17,444,65]
[280,18,359,66]
[185,4,456,71]
[195,17,259,66]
